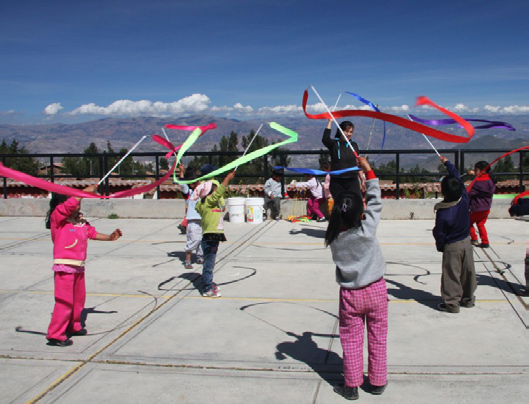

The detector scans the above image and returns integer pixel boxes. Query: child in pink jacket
[295,174,326,222]
[45,186,122,347]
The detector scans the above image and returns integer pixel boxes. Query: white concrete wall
[0,198,515,220]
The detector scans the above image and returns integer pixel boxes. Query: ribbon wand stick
[98,135,148,185]
[365,104,378,155]
[332,93,342,111]
[234,123,264,172]
[407,115,441,158]
[310,85,359,158]
[161,128,178,159]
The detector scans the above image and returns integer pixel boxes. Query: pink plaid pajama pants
[339,277,388,388]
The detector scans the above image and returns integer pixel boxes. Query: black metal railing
[2,148,527,199]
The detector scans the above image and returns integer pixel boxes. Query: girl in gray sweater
[324,157,388,400]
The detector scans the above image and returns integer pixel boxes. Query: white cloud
[68,94,211,117]
[43,103,63,115]
[496,105,529,114]
[233,103,254,113]
[484,105,502,113]
[384,105,411,114]
[256,104,300,115]
[483,104,529,114]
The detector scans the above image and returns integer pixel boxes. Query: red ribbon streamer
[152,135,183,159]
[513,191,529,204]
[466,146,529,192]
[302,90,475,143]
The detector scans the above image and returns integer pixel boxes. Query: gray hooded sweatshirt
[329,178,386,289]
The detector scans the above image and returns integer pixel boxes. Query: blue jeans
[201,240,219,292]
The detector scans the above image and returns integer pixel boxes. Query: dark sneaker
[196,258,204,264]
[184,261,193,269]
[71,328,88,336]
[477,243,490,248]
[460,299,475,308]
[437,303,460,313]
[178,224,186,234]
[333,384,359,400]
[317,217,327,222]
[370,383,387,395]
[47,338,73,347]
[471,239,479,246]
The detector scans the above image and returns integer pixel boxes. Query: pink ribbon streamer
[0,123,217,199]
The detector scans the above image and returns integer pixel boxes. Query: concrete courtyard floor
[0,216,527,403]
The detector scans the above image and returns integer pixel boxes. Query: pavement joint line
[24,217,273,403]
[0,233,49,251]
[480,247,528,311]
[214,220,275,264]
[2,355,524,377]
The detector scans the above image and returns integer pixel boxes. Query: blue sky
[1,0,528,124]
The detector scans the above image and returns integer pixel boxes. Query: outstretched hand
[83,185,98,194]
[110,229,122,241]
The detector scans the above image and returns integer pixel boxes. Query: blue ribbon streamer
[345,91,386,159]
[274,166,360,176]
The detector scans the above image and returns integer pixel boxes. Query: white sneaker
[202,284,221,298]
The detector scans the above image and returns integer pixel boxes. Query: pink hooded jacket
[50,197,98,266]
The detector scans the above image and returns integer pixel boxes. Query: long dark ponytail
[324,192,364,246]
[45,193,69,229]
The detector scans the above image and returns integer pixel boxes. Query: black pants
[330,176,361,203]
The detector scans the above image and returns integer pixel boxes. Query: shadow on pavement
[275,331,342,387]
[385,278,439,310]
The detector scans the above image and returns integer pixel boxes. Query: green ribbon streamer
[173,122,298,184]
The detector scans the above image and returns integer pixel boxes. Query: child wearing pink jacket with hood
[45,186,122,347]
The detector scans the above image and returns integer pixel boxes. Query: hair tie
[341,203,348,213]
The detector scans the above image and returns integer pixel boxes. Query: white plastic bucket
[245,197,265,224]
[227,197,246,223]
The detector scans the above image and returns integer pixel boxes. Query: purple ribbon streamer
[408,114,515,131]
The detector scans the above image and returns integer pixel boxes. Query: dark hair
[200,163,218,176]
[324,192,363,246]
[441,175,463,202]
[183,166,199,182]
[474,161,490,173]
[335,120,354,139]
[272,168,283,178]
[45,193,69,229]
[320,161,331,171]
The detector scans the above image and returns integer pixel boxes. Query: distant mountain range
[1,114,527,170]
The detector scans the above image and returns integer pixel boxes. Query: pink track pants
[46,272,86,341]
[307,196,324,219]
